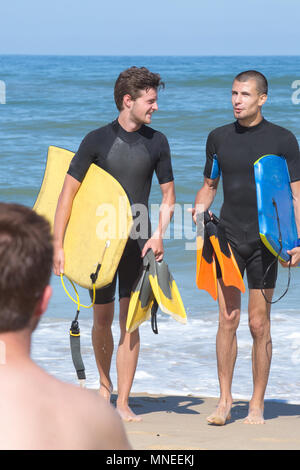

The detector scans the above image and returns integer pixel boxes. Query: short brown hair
[114,66,165,111]
[234,70,268,95]
[0,203,53,332]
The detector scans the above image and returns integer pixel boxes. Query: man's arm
[53,174,81,275]
[141,181,175,261]
[190,176,220,224]
[286,180,300,266]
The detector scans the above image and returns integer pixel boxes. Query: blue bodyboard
[254,154,298,262]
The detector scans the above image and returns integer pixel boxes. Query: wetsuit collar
[112,119,143,144]
[235,117,266,133]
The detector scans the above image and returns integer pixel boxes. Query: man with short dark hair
[53,66,175,421]
[0,203,130,450]
[193,70,300,425]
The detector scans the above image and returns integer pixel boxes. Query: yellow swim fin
[126,258,155,333]
[147,250,187,325]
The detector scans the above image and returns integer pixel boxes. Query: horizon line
[1,53,300,58]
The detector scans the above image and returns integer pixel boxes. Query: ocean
[1,55,300,403]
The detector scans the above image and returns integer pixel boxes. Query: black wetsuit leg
[228,238,278,289]
[89,238,143,304]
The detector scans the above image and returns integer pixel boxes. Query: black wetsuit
[68,119,174,303]
[204,118,300,288]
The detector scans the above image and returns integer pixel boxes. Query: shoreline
[115,393,300,450]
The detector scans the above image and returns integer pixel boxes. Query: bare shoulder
[0,364,131,450]
[55,380,131,450]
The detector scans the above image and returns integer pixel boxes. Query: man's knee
[93,304,114,331]
[248,312,270,339]
[219,306,240,332]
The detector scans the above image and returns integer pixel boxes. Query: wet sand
[118,393,300,450]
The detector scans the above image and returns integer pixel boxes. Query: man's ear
[34,285,52,319]
[259,93,268,106]
[122,93,133,109]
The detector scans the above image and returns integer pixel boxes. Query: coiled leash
[261,199,291,304]
[61,241,110,386]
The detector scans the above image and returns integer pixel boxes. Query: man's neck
[237,113,264,128]
[118,113,142,133]
[0,329,32,365]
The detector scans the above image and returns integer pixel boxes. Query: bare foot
[99,382,113,402]
[207,402,232,426]
[244,407,265,424]
[116,403,142,422]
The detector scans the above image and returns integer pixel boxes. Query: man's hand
[188,207,197,225]
[188,207,213,225]
[281,246,300,267]
[141,236,164,261]
[53,245,65,275]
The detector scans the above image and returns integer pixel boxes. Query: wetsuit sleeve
[283,132,300,182]
[67,132,96,183]
[154,134,174,184]
[203,131,221,179]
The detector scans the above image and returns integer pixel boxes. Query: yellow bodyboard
[33,146,133,289]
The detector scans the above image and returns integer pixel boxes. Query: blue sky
[1,0,300,55]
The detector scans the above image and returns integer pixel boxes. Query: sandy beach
[118,393,300,450]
